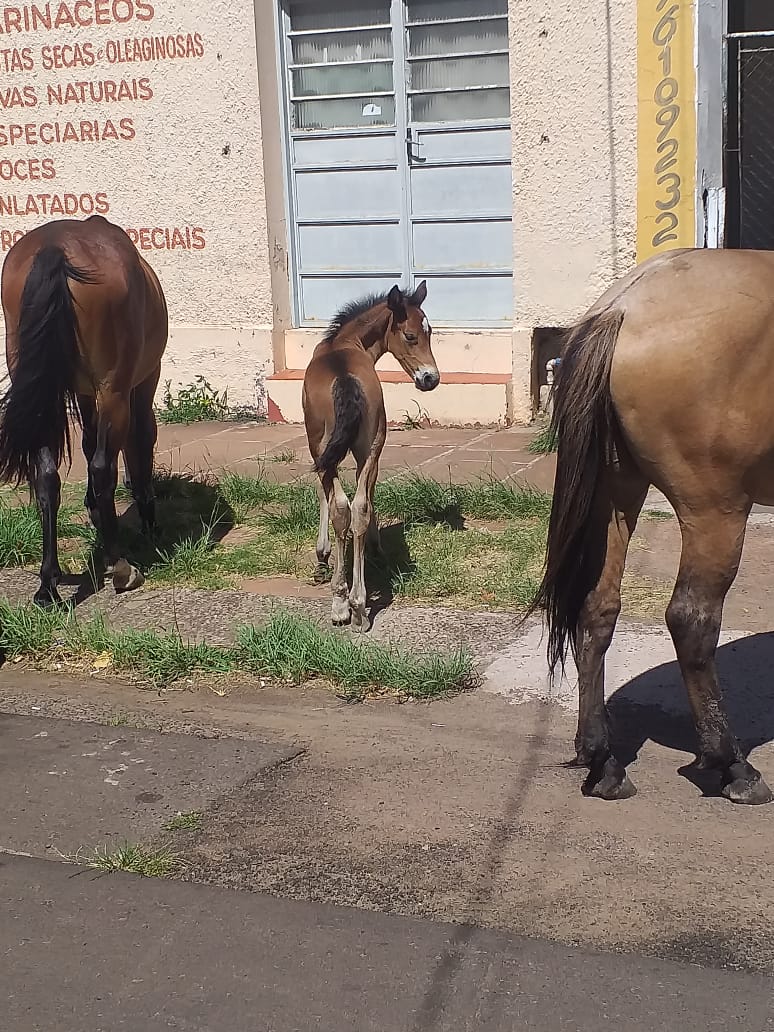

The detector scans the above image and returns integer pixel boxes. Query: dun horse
[0,215,168,606]
[303,282,439,631]
[533,247,774,807]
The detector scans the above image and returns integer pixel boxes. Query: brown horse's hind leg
[667,506,773,805]
[123,371,160,537]
[574,465,647,799]
[325,473,352,625]
[32,446,63,608]
[91,390,144,594]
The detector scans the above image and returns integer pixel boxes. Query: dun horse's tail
[314,374,365,476]
[529,307,625,677]
[0,245,94,485]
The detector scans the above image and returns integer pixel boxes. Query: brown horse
[303,282,440,631]
[0,215,168,606]
[533,247,774,807]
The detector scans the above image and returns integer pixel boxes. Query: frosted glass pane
[289,0,390,31]
[411,54,509,91]
[293,95,396,130]
[408,20,507,55]
[411,88,509,123]
[293,62,393,97]
[292,29,392,64]
[407,0,507,22]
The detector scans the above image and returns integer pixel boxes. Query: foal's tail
[313,374,366,476]
[0,246,94,485]
[528,307,625,677]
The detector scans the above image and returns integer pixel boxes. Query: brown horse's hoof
[582,757,637,801]
[111,561,145,594]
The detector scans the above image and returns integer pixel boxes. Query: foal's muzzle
[414,368,440,392]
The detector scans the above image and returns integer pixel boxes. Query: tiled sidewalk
[62,421,558,492]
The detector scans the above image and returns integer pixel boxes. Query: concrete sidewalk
[4,852,773,1032]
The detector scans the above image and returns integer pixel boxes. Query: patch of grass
[236,611,478,700]
[393,521,545,608]
[149,527,229,589]
[218,470,277,523]
[106,712,130,727]
[0,499,96,568]
[259,482,320,535]
[271,449,297,464]
[528,424,558,454]
[73,842,186,877]
[0,602,475,699]
[164,812,202,832]
[158,376,229,424]
[400,400,430,430]
[643,508,674,521]
[374,473,552,526]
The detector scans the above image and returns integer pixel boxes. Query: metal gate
[726,30,774,248]
[278,0,513,327]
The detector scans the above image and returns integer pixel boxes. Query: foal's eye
[404,333,418,344]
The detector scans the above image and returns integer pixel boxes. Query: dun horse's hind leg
[574,466,647,799]
[667,505,772,804]
[32,446,63,607]
[324,473,352,625]
[90,390,144,594]
[123,372,159,537]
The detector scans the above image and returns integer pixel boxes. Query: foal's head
[385,281,440,392]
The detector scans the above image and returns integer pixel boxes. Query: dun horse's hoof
[722,764,774,805]
[582,757,637,801]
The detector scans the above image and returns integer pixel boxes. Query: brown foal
[303,281,440,631]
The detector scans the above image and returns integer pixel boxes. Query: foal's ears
[409,279,427,307]
[387,284,407,321]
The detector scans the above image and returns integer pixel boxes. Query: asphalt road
[4,852,774,1032]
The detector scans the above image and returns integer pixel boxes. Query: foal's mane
[322,289,411,345]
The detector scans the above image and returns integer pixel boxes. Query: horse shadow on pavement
[607,632,774,789]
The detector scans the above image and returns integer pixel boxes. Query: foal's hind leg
[324,472,352,625]
[314,477,332,583]
[32,446,63,607]
[350,428,386,632]
[90,390,144,594]
[574,466,647,799]
[667,505,772,805]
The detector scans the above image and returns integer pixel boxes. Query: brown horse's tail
[313,374,365,476]
[529,307,625,678]
[0,245,94,485]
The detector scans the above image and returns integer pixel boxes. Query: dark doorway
[726,1,774,248]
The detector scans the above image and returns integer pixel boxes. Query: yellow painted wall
[637,0,697,262]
